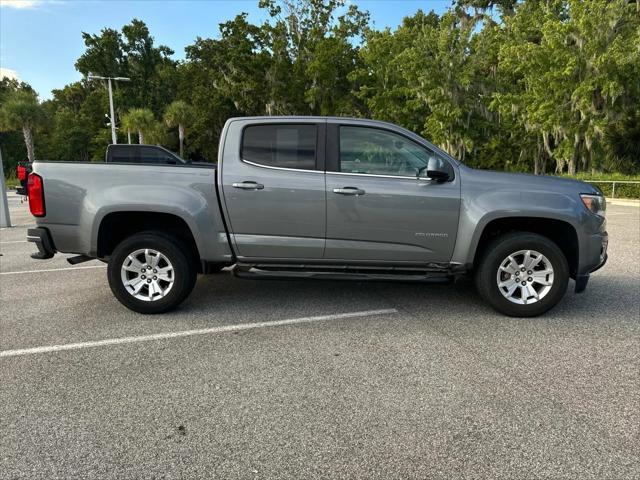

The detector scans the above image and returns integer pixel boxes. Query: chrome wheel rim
[120,248,174,302]
[496,249,554,305]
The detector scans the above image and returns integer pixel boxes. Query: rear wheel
[107,232,197,314]
[475,232,569,317]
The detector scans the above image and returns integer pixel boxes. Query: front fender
[451,189,585,267]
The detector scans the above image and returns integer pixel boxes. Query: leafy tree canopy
[3,0,638,177]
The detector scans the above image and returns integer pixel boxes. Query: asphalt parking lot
[1,192,639,479]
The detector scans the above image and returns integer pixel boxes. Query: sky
[0,0,453,100]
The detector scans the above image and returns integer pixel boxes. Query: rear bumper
[26,227,56,259]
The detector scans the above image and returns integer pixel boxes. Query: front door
[221,121,326,259]
[324,124,461,263]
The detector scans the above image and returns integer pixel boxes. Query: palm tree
[0,90,44,162]
[145,120,167,146]
[163,100,193,158]
[119,111,135,144]
[121,108,155,144]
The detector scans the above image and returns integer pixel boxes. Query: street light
[0,149,11,228]
[87,74,131,144]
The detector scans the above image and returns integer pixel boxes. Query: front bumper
[27,227,56,259]
[575,231,608,293]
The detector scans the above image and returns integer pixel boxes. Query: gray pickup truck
[26,117,607,316]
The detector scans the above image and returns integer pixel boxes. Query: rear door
[324,122,461,263]
[220,119,326,260]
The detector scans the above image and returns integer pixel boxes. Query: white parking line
[0,240,28,244]
[0,309,398,358]
[0,265,106,275]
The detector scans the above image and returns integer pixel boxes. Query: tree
[145,120,167,146]
[0,90,44,162]
[120,108,155,144]
[6,2,640,175]
[44,107,92,161]
[121,19,178,114]
[163,100,193,158]
[178,1,370,159]
[75,28,127,78]
[120,111,135,144]
[384,9,485,162]
[75,19,178,118]
[492,0,640,174]
[352,11,439,133]
[0,78,36,173]
[260,0,369,115]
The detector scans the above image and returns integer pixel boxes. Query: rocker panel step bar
[232,264,452,283]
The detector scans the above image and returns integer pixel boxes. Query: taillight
[17,165,27,181]
[28,173,45,217]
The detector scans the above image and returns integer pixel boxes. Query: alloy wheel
[496,249,554,305]
[120,248,174,301]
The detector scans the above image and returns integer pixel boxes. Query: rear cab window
[241,124,317,170]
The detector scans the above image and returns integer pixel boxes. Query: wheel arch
[95,210,201,268]
[471,216,579,278]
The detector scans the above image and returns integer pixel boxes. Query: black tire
[107,232,197,314]
[475,232,569,317]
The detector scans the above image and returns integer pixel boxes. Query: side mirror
[418,157,450,182]
[426,169,449,182]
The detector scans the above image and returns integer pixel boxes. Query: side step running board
[67,255,94,265]
[232,265,452,283]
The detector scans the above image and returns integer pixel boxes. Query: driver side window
[339,126,444,177]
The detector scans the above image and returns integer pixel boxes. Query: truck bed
[30,161,231,262]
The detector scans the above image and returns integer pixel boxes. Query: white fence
[584,180,640,199]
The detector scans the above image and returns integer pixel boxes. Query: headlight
[580,194,606,217]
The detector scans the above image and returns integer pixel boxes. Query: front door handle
[333,186,365,196]
[232,181,264,190]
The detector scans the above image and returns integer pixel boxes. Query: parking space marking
[0,309,397,358]
[0,265,107,275]
[0,240,28,244]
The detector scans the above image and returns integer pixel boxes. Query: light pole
[0,148,11,228]
[87,75,131,144]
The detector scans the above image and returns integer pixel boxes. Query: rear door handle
[333,187,365,196]
[232,181,264,190]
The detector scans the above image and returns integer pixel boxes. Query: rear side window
[241,124,317,170]
[109,147,137,163]
[138,146,179,164]
[109,146,181,164]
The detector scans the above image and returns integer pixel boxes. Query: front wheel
[107,232,197,314]
[475,232,569,317]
